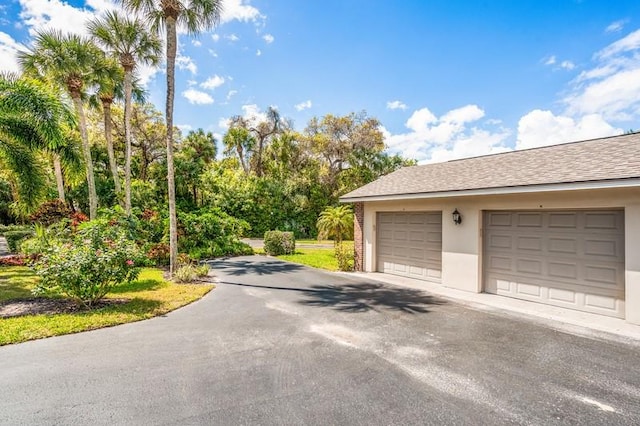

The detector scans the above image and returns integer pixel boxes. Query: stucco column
[625,204,640,325]
[353,202,365,271]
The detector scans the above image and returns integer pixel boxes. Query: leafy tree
[120,0,223,274]
[223,127,255,174]
[0,75,79,212]
[19,31,104,219]
[175,129,216,207]
[89,57,125,196]
[316,205,354,246]
[88,10,162,215]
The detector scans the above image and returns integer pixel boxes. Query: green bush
[335,242,354,272]
[173,264,198,283]
[32,220,143,307]
[263,230,296,256]
[29,200,72,226]
[4,229,34,252]
[0,224,32,234]
[179,208,253,260]
[195,263,210,277]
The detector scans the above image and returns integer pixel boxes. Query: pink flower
[126,260,134,266]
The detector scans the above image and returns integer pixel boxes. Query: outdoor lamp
[452,209,462,225]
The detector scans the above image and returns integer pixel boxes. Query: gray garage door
[484,210,625,318]
[377,212,442,282]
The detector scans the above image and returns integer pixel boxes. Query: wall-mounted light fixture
[452,208,462,225]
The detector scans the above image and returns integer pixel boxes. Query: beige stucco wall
[361,187,640,324]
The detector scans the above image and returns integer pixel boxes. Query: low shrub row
[263,231,295,256]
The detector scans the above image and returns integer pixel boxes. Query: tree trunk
[102,100,121,198]
[72,94,98,219]
[53,154,65,202]
[166,17,179,275]
[124,68,134,216]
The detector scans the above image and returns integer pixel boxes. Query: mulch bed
[0,298,129,319]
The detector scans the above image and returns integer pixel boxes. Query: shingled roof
[340,132,640,202]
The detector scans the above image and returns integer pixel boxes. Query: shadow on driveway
[219,280,445,314]
[208,259,305,276]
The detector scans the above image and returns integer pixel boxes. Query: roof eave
[339,178,640,203]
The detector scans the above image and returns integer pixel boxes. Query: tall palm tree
[19,31,103,219]
[119,0,223,274]
[91,56,125,197]
[0,75,79,212]
[88,11,161,216]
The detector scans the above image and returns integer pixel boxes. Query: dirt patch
[0,298,129,318]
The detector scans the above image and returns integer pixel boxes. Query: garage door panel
[377,212,442,283]
[484,210,625,318]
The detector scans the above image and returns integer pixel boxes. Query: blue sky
[2,0,640,163]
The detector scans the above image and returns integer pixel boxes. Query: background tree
[120,0,223,274]
[19,31,104,219]
[88,10,162,215]
[175,129,216,207]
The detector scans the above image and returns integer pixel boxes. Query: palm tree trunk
[102,100,121,197]
[52,154,65,201]
[124,69,133,216]
[72,94,98,219]
[166,17,178,275]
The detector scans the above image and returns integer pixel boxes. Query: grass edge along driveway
[0,267,213,346]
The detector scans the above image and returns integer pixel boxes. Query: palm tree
[119,0,223,274]
[19,31,103,219]
[91,56,125,197]
[0,75,79,212]
[316,205,354,247]
[88,11,161,216]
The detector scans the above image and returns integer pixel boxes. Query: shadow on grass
[92,297,164,315]
[110,279,166,294]
[208,258,304,276]
[0,267,38,301]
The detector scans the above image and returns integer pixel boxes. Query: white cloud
[241,103,268,123]
[176,54,197,75]
[226,90,238,101]
[516,109,620,150]
[208,49,218,58]
[192,40,202,47]
[218,117,230,130]
[605,19,627,33]
[256,49,262,56]
[18,0,116,36]
[384,104,509,163]
[560,60,575,70]
[200,74,225,90]
[597,28,640,59]
[0,32,23,74]
[387,100,407,110]
[225,34,240,42]
[220,0,262,23]
[263,33,274,44]
[544,55,557,66]
[564,29,640,121]
[176,124,193,133]
[211,34,220,42]
[182,89,214,105]
[294,100,312,111]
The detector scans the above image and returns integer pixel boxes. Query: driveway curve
[1,255,639,425]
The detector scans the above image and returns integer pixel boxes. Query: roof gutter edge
[339,178,640,203]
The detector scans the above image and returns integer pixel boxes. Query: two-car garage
[375,209,625,319]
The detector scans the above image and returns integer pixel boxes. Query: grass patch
[0,268,213,346]
[276,242,354,272]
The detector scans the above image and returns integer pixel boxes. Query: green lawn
[275,241,354,271]
[0,267,213,346]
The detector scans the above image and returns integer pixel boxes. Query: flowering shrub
[32,220,143,307]
[0,255,27,266]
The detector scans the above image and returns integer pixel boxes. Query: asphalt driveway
[1,256,640,425]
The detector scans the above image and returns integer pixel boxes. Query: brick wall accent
[353,202,365,272]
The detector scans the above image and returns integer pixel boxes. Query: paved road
[1,256,640,425]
